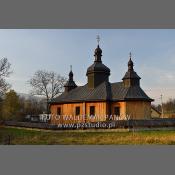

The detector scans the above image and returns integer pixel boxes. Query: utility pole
[160,94,164,118]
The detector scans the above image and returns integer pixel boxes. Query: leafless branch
[0,58,12,78]
[0,78,11,97]
[28,70,67,113]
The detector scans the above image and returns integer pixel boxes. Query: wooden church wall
[111,102,126,120]
[85,102,107,122]
[50,103,84,124]
[50,101,152,124]
[126,101,151,119]
[50,102,107,124]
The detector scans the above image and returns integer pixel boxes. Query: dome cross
[96,35,100,45]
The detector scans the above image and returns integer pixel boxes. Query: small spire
[93,35,102,62]
[96,35,100,45]
[64,65,77,92]
[94,36,102,62]
[129,52,132,60]
[128,52,134,71]
[69,65,73,80]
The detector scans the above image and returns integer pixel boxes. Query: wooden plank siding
[111,102,126,120]
[50,101,151,124]
[50,102,107,124]
[50,103,84,124]
[85,102,107,122]
[126,101,151,119]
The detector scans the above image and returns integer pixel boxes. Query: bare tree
[0,79,11,97]
[0,58,12,97]
[0,58,11,77]
[29,70,67,113]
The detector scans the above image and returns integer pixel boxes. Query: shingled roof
[49,81,153,104]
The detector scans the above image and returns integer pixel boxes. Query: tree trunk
[46,99,50,114]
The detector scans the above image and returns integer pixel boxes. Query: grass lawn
[1,126,175,145]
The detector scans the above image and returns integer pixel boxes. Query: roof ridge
[110,81,123,85]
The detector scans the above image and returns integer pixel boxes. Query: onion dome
[94,45,102,62]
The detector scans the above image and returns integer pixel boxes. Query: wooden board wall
[111,102,126,120]
[50,101,152,124]
[50,102,107,124]
[126,101,151,119]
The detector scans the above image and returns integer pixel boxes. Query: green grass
[1,126,175,145]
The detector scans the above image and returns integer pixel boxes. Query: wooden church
[49,41,154,124]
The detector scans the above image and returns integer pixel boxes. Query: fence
[4,118,175,130]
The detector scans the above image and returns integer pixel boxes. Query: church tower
[64,66,77,92]
[122,53,141,87]
[86,36,110,89]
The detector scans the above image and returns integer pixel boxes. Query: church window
[90,106,95,116]
[57,107,61,115]
[114,107,120,116]
[75,106,80,116]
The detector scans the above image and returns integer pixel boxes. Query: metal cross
[129,52,132,59]
[97,35,100,45]
[70,65,72,71]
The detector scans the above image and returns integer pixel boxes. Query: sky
[0,29,175,105]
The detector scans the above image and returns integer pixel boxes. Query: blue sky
[0,29,175,104]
